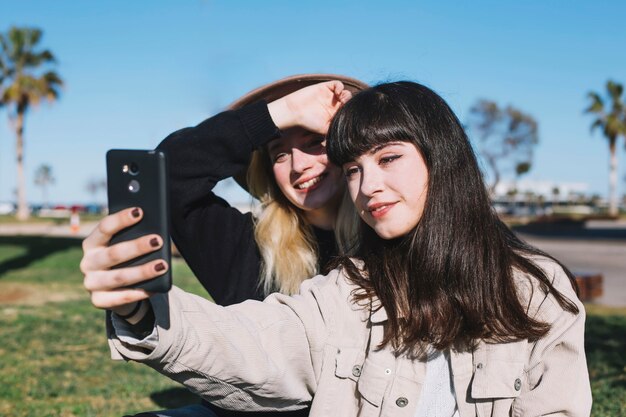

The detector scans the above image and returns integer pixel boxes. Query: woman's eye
[273,153,288,163]
[344,166,360,178]
[379,155,401,165]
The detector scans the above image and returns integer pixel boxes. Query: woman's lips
[367,202,397,219]
[295,173,326,191]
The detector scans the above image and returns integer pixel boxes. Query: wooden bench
[574,274,603,302]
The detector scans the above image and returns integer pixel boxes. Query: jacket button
[476,363,484,369]
[352,365,362,377]
[514,378,521,391]
[396,397,409,407]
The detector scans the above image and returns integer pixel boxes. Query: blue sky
[1,0,625,205]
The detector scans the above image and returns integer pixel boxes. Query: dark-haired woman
[92,81,592,417]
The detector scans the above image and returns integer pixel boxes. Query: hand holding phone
[106,149,172,293]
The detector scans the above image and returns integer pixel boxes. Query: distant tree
[506,187,518,213]
[86,177,107,202]
[0,42,6,99]
[571,192,586,205]
[591,194,602,207]
[0,35,8,152]
[34,163,54,207]
[523,190,536,214]
[515,162,531,179]
[0,27,63,220]
[585,80,626,217]
[552,186,560,206]
[468,100,539,194]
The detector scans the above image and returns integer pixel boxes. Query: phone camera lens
[128,180,140,193]
[129,162,139,175]
[122,163,140,175]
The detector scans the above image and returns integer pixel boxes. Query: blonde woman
[82,75,366,417]
[157,74,366,304]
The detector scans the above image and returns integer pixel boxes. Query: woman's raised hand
[80,207,169,314]
[268,80,352,135]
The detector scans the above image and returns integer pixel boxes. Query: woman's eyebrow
[368,141,404,155]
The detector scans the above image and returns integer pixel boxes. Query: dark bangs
[327,87,420,167]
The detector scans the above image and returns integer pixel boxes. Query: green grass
[585,308,626,416]
[0,236,206,417]
[0,236,625,416]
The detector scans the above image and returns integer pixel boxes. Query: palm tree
[0,27,63,220]
[85,177,107,204]
[34,164,55,208]
[0,47,6,99]
[585,80,626,217]
[0,39,8,146]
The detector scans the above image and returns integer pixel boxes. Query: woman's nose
[291,148,315,173]
[359,168,384,197]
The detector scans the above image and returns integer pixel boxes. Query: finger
[81,233,163,272]
[325,80,344,94]
[84,259,169,292]
[83,207,143,250]
[326,83,350,109]
[90,288,151,310]
[338,89,353,104]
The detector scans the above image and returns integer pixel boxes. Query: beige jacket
[108,256,591,417]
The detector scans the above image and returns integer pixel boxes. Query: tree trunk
[608,140,618,217]
[43,185,48,208]
[486,155,500,195]
[15,112,30,221]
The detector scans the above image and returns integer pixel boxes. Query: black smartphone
[106,149,172,293]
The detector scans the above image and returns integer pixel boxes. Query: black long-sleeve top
[156,101,337,417]
[157,100,337,305]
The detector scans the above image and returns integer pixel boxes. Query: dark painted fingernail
[155,262,166,272]
[131,208,140,218]
[150,237,159,248]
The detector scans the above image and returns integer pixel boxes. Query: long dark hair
[326,81,579,354]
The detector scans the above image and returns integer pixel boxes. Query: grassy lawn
[0,236,206,417]
[0,236,625,416]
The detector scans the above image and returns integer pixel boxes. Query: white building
[493,180,591,202]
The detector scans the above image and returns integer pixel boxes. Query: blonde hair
[248,147,359,296]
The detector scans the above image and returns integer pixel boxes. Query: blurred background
[0,1,625,416]
[1,1,625,210]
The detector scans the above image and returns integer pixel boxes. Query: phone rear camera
[128,180,140,193]
[123,163,140,175]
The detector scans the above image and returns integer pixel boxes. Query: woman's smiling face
[343,141,428,239]
[268,127,344,214]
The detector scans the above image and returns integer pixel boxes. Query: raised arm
[156,102,279,304]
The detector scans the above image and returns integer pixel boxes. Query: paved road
[518,235,626,307]
[514,220,626,307]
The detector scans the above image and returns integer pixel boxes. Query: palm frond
[589,118,603,133]
[0,26,64,114]
[607,80,624,101]
[585,92,604,113]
